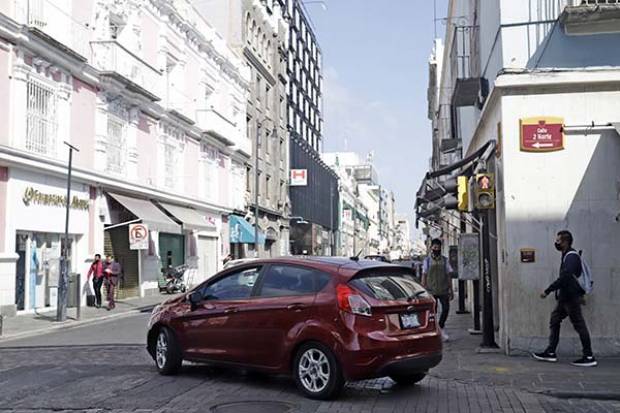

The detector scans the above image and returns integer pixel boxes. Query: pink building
[0,0,250,316]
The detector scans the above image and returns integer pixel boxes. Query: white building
[420,0,620,355]
[0,0,250,316]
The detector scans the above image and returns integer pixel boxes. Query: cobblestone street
[0,313,618,413]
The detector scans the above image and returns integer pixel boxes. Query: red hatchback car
[147,257,442,399]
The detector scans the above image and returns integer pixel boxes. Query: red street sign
[520,117,564,152]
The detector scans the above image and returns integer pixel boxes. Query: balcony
[196,109,251,154]
[90,41,162,101]
[14,0,91,59]
[562,0,620,35]
[450,25,487,108]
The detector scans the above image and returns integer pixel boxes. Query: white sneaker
[441,330,450,342]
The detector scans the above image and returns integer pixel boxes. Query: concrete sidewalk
[432,308,620,401]
[0,294,170,342]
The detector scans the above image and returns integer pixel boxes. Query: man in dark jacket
[533,230,596,367]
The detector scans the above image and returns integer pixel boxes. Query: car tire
[154,327,182,375]
[293,342,344,400]
[389,372,426,385]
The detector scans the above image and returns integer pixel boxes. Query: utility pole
[57,142,79,322]
[254,121,261,258]
[480,208,498,348]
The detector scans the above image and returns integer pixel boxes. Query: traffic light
[474,173,495,209]
[457,176,468,211]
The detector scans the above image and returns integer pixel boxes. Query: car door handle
[224,307,239,314]
[287,303,306,311]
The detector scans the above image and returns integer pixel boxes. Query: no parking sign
[129,223,149,250]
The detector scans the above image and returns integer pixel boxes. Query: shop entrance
[159,233,185,270]
[14,232,73,311]
[104,226,139,299]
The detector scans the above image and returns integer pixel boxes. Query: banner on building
[129,223,149,250]
[290,169,308,186]
[458,233,480,280]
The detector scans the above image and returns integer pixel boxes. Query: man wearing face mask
[422,238,454,341]
[533,230,596,367]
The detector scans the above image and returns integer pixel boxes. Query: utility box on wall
[458,233,480,280]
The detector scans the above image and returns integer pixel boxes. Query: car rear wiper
[407,290,426,302]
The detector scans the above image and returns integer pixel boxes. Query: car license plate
[400,313,420,329]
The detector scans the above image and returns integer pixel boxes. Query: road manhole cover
[210,401,295,413]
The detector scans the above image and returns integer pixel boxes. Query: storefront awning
[229,215,265,244]
[159,203,217,232]
[107,193,181,234]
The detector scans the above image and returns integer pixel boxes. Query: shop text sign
[129,223,149,250]
[290,169,308,186]
[520,117,564,152]
[22,187,89,210]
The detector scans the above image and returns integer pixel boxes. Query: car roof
[233,256,408,279]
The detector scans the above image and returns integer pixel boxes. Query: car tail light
[337,284,371,317]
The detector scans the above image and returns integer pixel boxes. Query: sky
[308,0,449,239]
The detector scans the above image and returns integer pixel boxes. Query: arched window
[256,27,262,52]
[261,34,267,58]
[266,40,272,64]
[251,21,257,48]
[245,13,252,44]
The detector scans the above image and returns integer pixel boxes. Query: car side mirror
[188,291,202,310]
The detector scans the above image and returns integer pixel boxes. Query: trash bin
[67,273,79,308]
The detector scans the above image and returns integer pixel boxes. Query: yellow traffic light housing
[457,176,468,211]
[475,173,495,209]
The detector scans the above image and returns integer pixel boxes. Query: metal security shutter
[104,227,139,299]
[197,236,218,284]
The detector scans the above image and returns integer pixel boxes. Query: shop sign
[22,187,89,210]
[520,117,564,152]
[129,223,149,250]
[290,169,308,186]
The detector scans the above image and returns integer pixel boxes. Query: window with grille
[106,116,126,174]
[201,143,219,202]
[162,125,184,190]
[26,78,58,156]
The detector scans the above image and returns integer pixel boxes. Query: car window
[257,265,331,298]
[350,271,428,301]
[201,267,261,300]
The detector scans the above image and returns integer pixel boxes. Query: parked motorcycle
[159,264,188,294]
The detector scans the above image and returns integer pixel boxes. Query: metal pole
[76,272,81,320]
[329,182,334,256]
[57,142,79,322]
[457,213,469,314]
[480,209,498,348]
[254,122,261,258]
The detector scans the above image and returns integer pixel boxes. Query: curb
[539,390,620,401]
[0,304,157,344]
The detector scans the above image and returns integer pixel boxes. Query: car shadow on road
[178,362,426,402]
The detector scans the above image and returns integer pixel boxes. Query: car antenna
[349,248,364,262]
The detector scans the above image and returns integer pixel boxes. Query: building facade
[0,0,250,316]
[283,0,338,256]
[418,0,620,355]
[196,0,290,259]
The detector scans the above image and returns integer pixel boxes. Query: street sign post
[520,117,564,152]
[129,223,149,250]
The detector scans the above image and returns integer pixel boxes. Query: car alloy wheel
[154,327,182,375]
[156,331,169,369]
[298,348,331,393]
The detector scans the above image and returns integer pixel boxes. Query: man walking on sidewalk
[422,238,454,341]
[86,254,104,308]
[103,255,123,311]
[533,230,597,367]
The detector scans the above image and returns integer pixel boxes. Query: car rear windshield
[349,271,427,301]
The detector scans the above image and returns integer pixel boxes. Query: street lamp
[57,141,79,322]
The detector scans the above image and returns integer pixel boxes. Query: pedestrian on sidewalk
[86,254,104,308]
[533,230,597,367]
[422,238,454,342]
[103,255,123,311]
